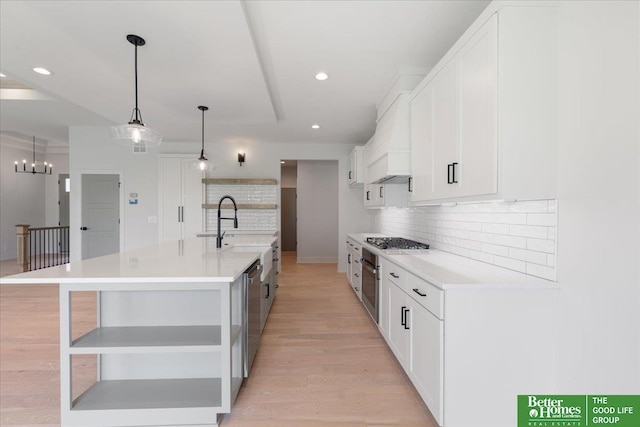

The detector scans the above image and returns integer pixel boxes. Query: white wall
[297,160,339,263]
[553,0,639,393]
[0,141,48,260]
[68,126,372,269]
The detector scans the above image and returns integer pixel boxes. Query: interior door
[281,188,297,251]
[81,174,120,260]
[58,174,70,253]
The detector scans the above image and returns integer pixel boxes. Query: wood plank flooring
[0,252,438,427]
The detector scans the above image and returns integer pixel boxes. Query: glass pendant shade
[190,105,215,172]
[112,34,162,148]
[111,121,162,147]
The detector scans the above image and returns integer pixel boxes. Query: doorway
[81,174,120,260]
[58,174,70,253]
[280,161,297,252]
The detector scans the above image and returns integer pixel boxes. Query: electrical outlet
[148,216,158,223]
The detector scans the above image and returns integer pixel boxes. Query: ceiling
[0,0,489,148]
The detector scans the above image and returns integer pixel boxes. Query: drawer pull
[412,288,427,297]
[390,272,400,279]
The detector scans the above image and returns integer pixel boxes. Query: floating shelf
[71,325,242,354]
[202,178,277,185]
[203,203,277,210]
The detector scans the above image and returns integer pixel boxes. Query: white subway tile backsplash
[481,223,510,235]
[508,247,548,265]
[527,238,555,253]
[509,224,549,239]
[509,200,549,213]
[526,263,555,281]
[493,234,527,249]
[494,256,527,273]
[376,199,557,281]
[527,213,555,226]
[482,243,510,257]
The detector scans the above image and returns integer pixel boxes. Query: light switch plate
[148,216,158,223]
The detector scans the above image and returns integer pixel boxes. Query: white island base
[60,280,244,427]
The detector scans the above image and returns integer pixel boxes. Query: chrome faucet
[217,195,238,248]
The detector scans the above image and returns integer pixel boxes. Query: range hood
[367,92,412,184]
[366,72,424,184]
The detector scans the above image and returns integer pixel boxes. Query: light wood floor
[0,251,437,427]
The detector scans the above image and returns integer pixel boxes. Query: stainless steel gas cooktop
[366,237,430,250]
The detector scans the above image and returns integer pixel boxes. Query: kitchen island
[0,236,275,427]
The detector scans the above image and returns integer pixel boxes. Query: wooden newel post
[16,224,30,272]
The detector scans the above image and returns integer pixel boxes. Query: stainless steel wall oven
[361,248,378,323]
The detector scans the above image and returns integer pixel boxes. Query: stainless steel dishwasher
[244,260,262,377]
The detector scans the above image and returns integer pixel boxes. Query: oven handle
[361,259,377,275]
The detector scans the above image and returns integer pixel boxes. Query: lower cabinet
[346,238,363,300]
[260,267,276,333]
[381,257,443,424]
[378,256,555,427]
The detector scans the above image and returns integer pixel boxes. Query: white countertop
[0,236,277,285]
[348,233,556,290]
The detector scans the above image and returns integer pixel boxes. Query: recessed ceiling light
[0,73,6,78]
[33,67,52,75]
[281,161,285,164]
[311,124,320,129]
[315,72,329,81]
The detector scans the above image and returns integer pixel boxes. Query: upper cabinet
[347,146,365,187]
[410,6,557,203]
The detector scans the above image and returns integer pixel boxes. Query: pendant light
[14,136,52,175]
[190,105,215,172]
[110,34,162,148]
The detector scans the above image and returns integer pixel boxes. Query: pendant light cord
[201,108,205,156]
[134,43,140,123]
[32,136,36,164]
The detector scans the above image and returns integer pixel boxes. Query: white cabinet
[158,156,204,242]
[380,257,444,424]
[260,242,279,332]
[346,238,362,300]
[347,146,364,187]
[411,6,557,203]
[376,253,555,427]
[59,277,244,426]
[387,278,411,368]
[364,183,408,209]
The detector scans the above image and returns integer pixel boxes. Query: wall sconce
[238,152,245,166]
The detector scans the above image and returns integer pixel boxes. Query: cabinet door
[159,158,183,243]
[410,84,434,202]
[457,13,498,198]
[409,303,444,426]
[348,151,357,185]
[181,160,204,239]
[346,244,353,285]
[431,58,459,200]
[387,283,410,368]
[378,261,391,341]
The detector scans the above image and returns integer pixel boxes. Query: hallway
[0,251,437,426]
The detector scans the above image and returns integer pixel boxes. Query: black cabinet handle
[349,171,352,180]
[354,273,359,278]
[401,306,407,326]
[178,206,181,222]
[348,254,351,264]
[390,272,400,279]
[403,307,410,330]
[447,163,453,184]
[379,186,384,198]
[80,226,89,231]
[412,288,427,297]
[408,177,413,193]
[264,283,270,299]
[452,162,458,184]
[366,190,370,201]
